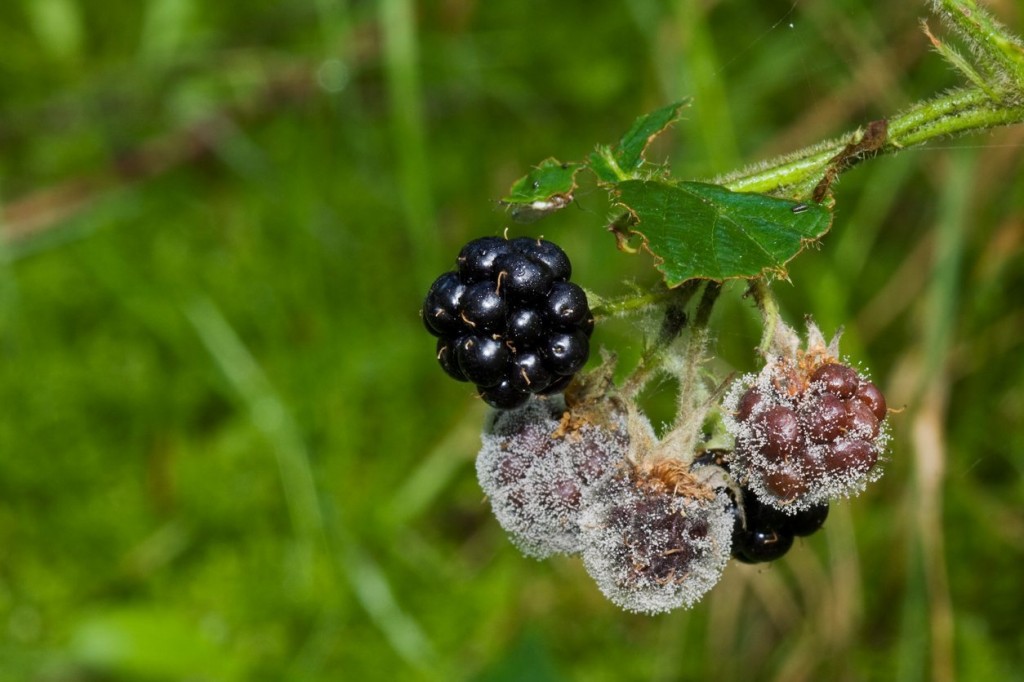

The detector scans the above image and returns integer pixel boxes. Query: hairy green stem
[590,284,686,318]
[657,282,722,465]
[934,0,1024,86]
[618,281,702,400]
[717,87,1024,198]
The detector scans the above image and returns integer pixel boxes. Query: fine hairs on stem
[653,282,722,468]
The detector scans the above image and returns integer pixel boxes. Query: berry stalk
[748,279,783,358]
[588,284,685,318]
[653,282,722,468]
[618,280,702,401]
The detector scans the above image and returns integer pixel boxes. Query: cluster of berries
[422,236,594,409]
[477,399,734,614]
[726,358,889,513]
[424,239,893,613]
[476,370,888,610]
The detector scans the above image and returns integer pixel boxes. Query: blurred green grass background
[1,0,1023,680]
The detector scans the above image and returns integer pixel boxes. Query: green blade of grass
[379,0,439,285]
[186,297,436,672]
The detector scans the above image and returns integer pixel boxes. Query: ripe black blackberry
[787,501,829,537]
[422,236,594,408]
[728,487,829,564]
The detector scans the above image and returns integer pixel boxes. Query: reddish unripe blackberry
[761,463,809,502]
[736,387,767,422]
[825,438,878,474]
[724,354,890,513]
[422,236,593,408]
[845,399,880,439]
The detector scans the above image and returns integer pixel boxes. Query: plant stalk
[717,88,1024,199]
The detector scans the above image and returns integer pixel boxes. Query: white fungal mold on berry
[579,471,734,615]
[465,287,891,612]
[475,397,632,558]
[723,322,891,513]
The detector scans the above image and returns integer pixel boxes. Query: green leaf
[501,157,579,223]
[589,99,690,183]
[613,180,832,285]
[615,99,690,173]
[588,144,622,183]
